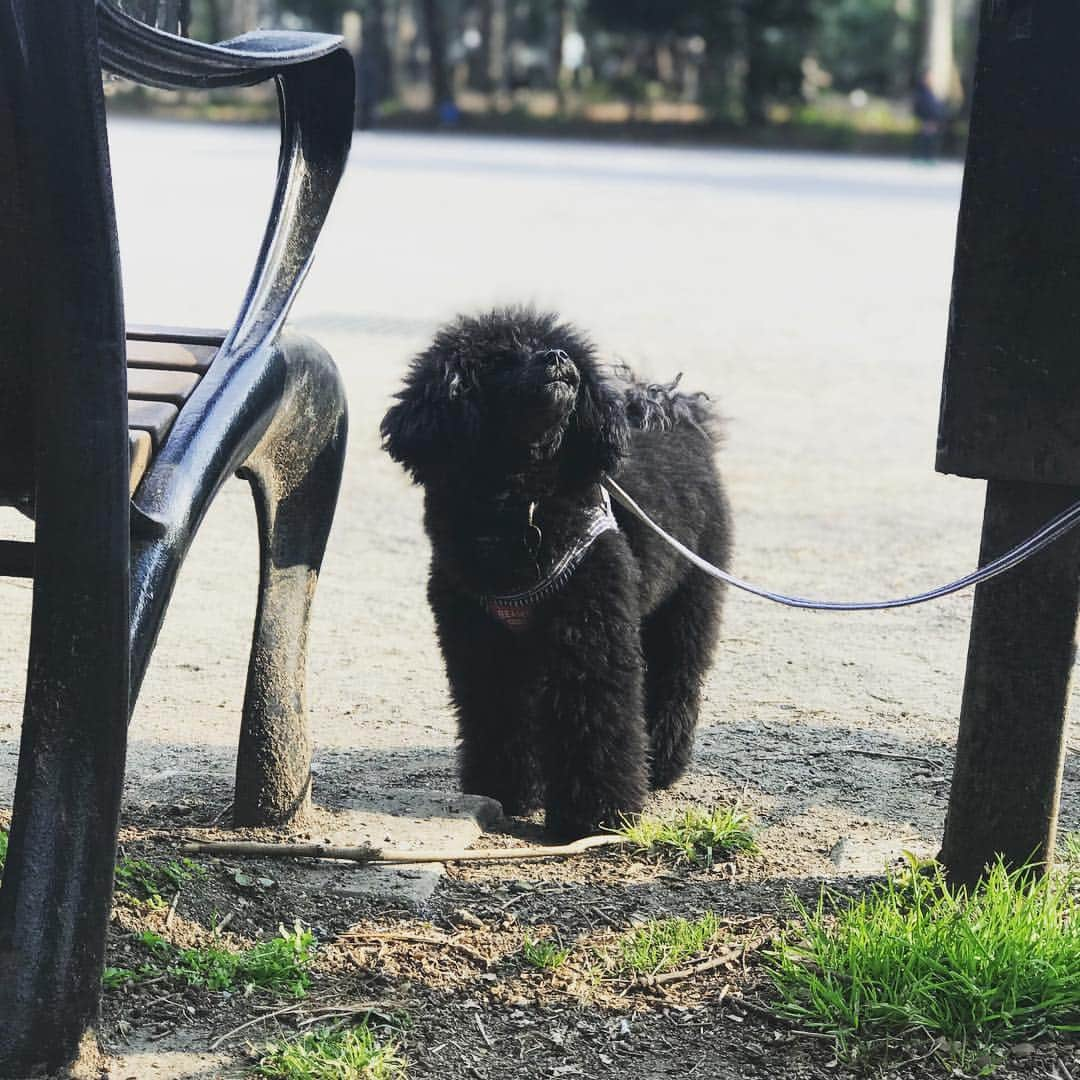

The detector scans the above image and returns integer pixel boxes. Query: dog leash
[603,476,1080,612]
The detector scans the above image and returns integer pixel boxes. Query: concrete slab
[828,835,934,876]
[301,788,502,905]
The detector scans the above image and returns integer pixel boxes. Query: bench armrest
[98,2,341,89]
[97,1,354,361]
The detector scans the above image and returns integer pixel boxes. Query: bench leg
[233,341,347,826]
[0,671,127,1075]
[938,479,1080,888]
[0,494,128,1076]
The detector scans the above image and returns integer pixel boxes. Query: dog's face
[381,310,628,495]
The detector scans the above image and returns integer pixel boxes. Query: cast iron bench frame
[0,2,354,1073]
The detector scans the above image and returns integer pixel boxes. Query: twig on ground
[215,911,235,933]
[165,890,181,930]
[565,900,620,929]
[1055,1059,1076,1080]
[142,992,180,1010]
[837,748,943,770]
[180,833,630,866]
[495,892,533,913]
[475,1015,495,1050]
[209,1003,304,1049]
[729,996,780,1022]
[631,949,740,990]
[341,929,491,969]
[888,1040,945,1071]
[294,1003,401,1029]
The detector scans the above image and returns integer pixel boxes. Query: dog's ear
[562,371,629,482]
[381,354,478,483]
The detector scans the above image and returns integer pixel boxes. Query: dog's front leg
[537,537,649,839]
[429,572,543,816]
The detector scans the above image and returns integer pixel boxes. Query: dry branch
[180,833,630,866]
[631,948,740,990]
[340,929,491,968]
[209,1000,397,1050]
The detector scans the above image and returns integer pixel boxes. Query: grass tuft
[1062,832,1080,867]
[521,935,569,971]
[115,855,204,908]
[129,922,315,997]
[102,966,138,990]
[254,1022,408,1079]
[618,805,756,867]
[0,828,7,875]
[766,856,1080,1068]
[606,912,723,978]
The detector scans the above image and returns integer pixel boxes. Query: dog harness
[482,487,619,632]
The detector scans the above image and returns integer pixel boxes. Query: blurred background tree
[119,0,980,147]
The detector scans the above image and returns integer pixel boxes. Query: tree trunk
[420,0,452,111]
[743,31,769,126]
[222,0,261,38]
[922,0,955,101]
[484,0,508,98]
[201,0,224,42]
[549,0,567,103]
[365,0,392,102]
[117,0,189,33]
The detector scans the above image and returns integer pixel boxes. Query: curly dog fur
[381,308,731,837]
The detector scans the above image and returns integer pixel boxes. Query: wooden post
[937,481,1080,887]
[936,1,1080,884]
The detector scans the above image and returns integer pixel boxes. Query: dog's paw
[544,805,632,841]
[498,794,544,818]
[543,812,600,841]
[648,759,690,791]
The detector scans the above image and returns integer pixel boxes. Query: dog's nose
[542,349,579,385]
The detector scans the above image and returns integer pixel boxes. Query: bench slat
[128,430,152,495]
[127,368,200,405]
[125,327,221,495]
[127,340,217,373]
[128,400,179,449]
[126,324,226,346]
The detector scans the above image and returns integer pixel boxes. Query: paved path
[0,123,1074,884]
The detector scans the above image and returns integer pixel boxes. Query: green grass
[0,828,7,874]
[254,1023,408,1079]
[114,855,204,908]
[123,923,315,997]
[766,857,1080,1069]
[521,935,569,971]
[606,912,723,978]
[618,806,756,867]
[102,966,140,990]
[1062,832,1080,867]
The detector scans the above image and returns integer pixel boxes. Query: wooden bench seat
[126,332,222,493]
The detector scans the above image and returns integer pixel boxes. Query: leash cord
[603,477,1080,611]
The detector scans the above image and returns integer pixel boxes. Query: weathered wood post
[936,0,1080,887]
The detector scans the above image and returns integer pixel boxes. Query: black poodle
[381,309,731,838]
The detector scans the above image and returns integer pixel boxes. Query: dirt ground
[1,127,1078,1078]
[92,785,1078,1080]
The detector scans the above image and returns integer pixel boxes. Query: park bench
[0,1,354,1073]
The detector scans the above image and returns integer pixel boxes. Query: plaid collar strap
[482,487,619,632]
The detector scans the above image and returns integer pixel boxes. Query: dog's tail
[613,366,719,441]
